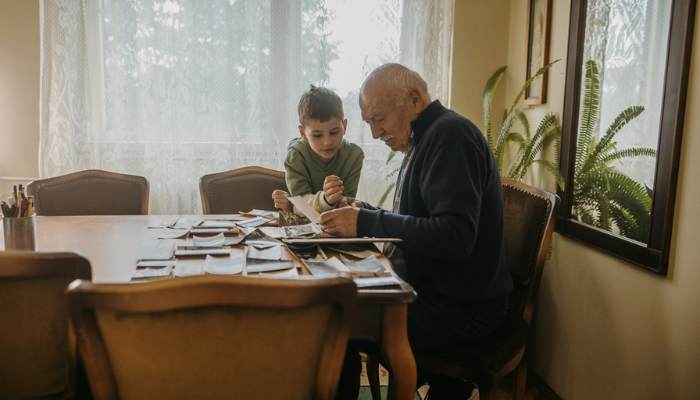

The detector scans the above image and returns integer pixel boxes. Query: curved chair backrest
[27,170,149,216]
[501,178,560,324]
[0,251,92,399]
[199,166,288,214]
[68,275,357,400]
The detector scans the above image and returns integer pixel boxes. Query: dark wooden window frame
[557,0,697,274]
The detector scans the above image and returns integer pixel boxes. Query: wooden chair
[0,251,92,400]
[199,166,288,214]
[27,169,149,216]
[367,179,560,400]
[68,275,357,400]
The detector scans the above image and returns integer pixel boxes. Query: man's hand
[319,207,359,237]
[323,175,344,205]
[272,190,292,212]
[337,196,364,208]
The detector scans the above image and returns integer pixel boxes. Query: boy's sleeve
[284,151,313,197]
[294,192,335,214]
[342,147,364,198]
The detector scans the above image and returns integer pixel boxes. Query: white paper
[259,226,285,238]
[340,255,387,273]
[247,260,296,273]
[245,209,279,219]
[200,220,237,228]
[193,233,226,247]
[148,219,177,228]
[172,217,204,229]
[326,244,379,259]
[259,267,299,279]
[174,259,204,277]
[224,236,245,246]
[287,196,321,223]
[158,227,190,239]
[137,259,178,268]
[353,276,401,288]
[247,240,280,249]
[133,266,173,279]
[191,227,239,234]
[247,244,282,260]
[304,257,349,275]
[236,217,269,228]
[203,250,244,275]
[135,245,175,261]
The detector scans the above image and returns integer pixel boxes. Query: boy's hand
[272,190,292,212]
[338,196,364,208]
[323,175,344,205]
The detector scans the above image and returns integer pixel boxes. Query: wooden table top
[1,215,415,303]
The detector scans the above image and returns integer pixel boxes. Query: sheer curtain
[39,0,454,214]
[580,0,671,185]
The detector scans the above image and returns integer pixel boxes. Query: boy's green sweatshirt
[284,137,364,212]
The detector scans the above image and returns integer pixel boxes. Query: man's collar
[410,100,449,142]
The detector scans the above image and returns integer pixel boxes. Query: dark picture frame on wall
[524,0,552,105]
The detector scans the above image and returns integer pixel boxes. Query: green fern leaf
[483,66,507,148]
[599,148,656,165]
[377,181,396,209]
[576,60,601,173]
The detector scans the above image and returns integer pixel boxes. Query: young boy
[272,85,364,214]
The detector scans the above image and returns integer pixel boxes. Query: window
[40,0,454,214]
[558,0,695,273]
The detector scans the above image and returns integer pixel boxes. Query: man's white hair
[361,63,431,106]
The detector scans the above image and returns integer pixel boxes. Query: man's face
[360,83,415,153]
[299,117,347,164]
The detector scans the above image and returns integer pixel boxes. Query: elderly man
[320,63,513,399]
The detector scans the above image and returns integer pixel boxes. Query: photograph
[524,0,552,104]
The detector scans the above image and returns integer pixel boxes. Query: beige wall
[0,0,40,198]
[450,0,512,129]
[452,1,700,399]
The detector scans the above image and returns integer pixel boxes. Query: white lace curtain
[581,0,671,185]
[39,0,454,214]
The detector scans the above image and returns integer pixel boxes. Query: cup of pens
[2,185,38,252]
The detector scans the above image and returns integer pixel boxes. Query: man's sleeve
[357,130,486,261]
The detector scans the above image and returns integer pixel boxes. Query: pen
[27,196,34,217]
[18,185,23,217]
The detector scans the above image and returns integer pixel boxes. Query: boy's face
[299,117,348,164]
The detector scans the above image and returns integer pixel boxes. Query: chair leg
[366,354,383,400]
[513,362,528,400]
[476,379,496,400]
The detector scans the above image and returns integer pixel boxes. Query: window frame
[557,0,697,274]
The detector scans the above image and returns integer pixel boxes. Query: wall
[495,1,700,399]
[0,0,40,198]
[450,0,512,128]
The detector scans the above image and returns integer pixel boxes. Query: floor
[358,359,558,400]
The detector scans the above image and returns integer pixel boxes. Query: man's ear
[298,125,308,140]
[408,89,422,112]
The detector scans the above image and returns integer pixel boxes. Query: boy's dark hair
[297,85,344,127]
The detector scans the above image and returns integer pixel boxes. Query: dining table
[1,214,418,400]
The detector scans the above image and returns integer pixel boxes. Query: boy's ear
[298,125,308,140]
[342,119,348,133]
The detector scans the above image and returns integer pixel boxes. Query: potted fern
[482,60,564,190]
[570,60,656,242]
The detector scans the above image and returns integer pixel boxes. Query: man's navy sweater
[357,100,513,304]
